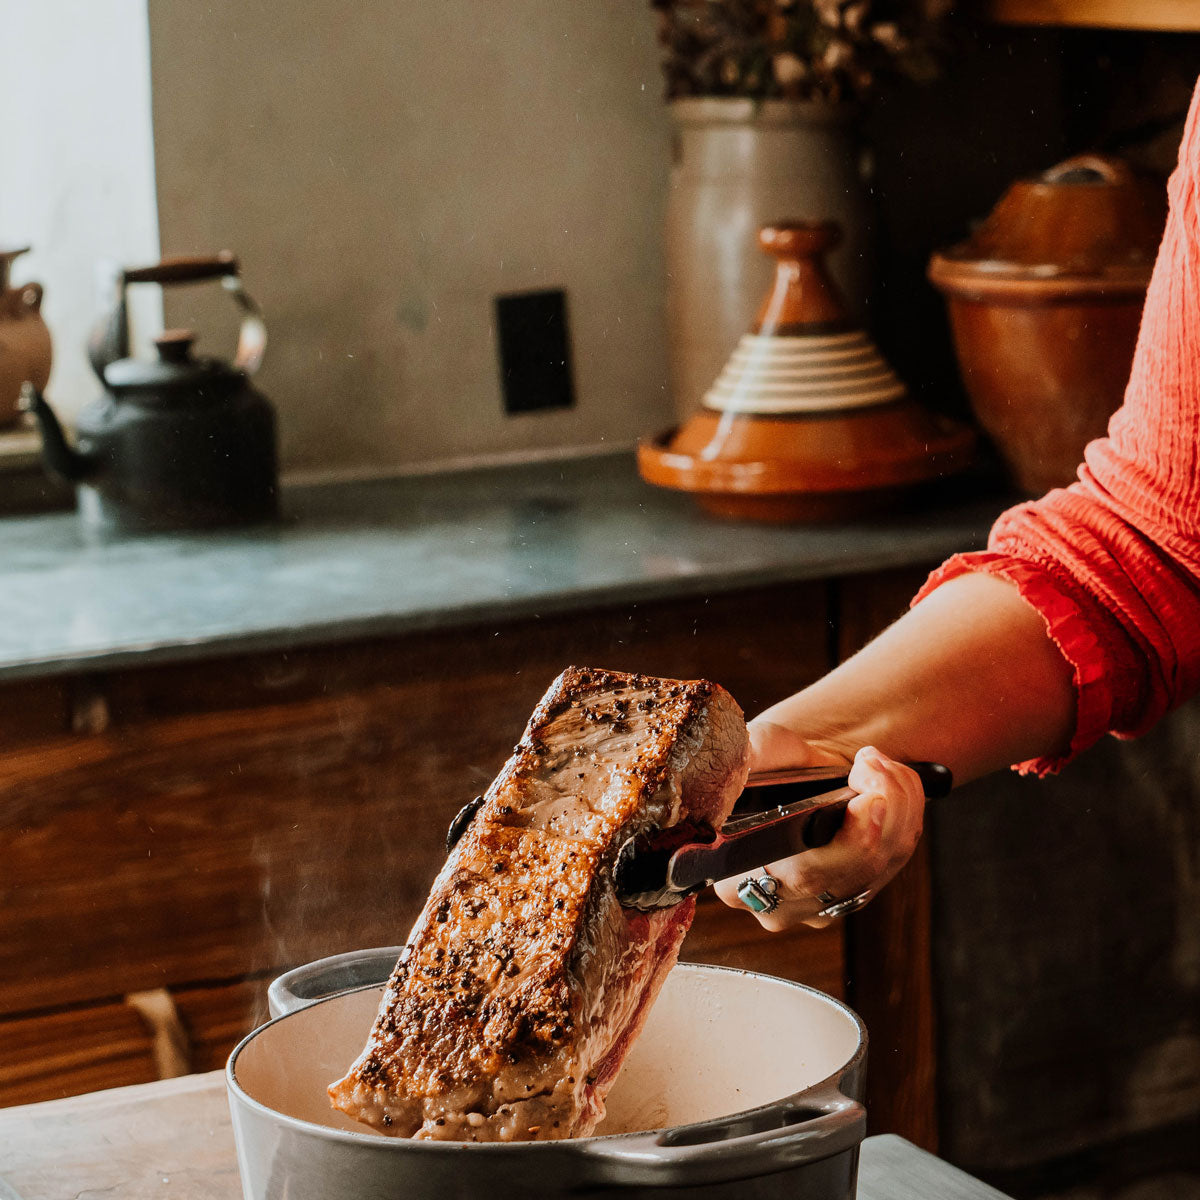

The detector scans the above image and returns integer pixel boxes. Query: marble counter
[0,453,1003,683]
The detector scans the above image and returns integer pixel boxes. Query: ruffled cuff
[913,552,1117,777]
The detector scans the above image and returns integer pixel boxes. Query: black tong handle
[616,760,954,909]
[733,760,953,850]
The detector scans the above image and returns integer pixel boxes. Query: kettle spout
[20,385,99,483]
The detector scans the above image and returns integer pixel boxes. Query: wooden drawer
[0,925,840,1111]
[0,976,267,1107]
[0,1001,157,1107]
[0,584,831,1017]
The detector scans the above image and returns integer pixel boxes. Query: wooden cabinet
[0,571,937,1143]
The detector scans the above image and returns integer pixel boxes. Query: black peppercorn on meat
[328,666,749,1141]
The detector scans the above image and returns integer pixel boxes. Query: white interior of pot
[232,963,862,1138]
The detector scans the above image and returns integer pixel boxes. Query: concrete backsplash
[148,1,673,479]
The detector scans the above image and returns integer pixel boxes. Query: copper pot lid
[929,154,1166,299]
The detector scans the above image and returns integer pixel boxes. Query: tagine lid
[929,154,1166,298]
[703,223,907,417]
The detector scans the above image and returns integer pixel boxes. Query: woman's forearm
[757,572,1077,784]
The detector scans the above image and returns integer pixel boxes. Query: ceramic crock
[227,952,868,1200]
[665,98,872,422]
[929,154,1166,495]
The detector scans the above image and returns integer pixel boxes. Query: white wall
[0,0,161,421]
[148,1,673,479]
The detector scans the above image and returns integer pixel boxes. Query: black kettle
[25,253,278,533]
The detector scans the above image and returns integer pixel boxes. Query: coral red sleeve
[914,79,1200,776]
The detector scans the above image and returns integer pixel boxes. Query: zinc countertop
[0,1072,1014,1199]
[0,452,1004,684]
[0,1075,1012,1195]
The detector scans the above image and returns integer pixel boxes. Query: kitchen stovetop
[0,1072,1013,1199]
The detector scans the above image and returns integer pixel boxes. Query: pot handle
[1040,154,1131,186]
[20,282,43,313]
[267,946,404,1019]
[577,1082,866,1188]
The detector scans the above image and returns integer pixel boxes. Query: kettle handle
[124,252,240,286]
[89,252,266,383]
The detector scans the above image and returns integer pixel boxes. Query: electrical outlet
[494,289,576,415]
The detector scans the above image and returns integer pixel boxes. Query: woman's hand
[712,719,926,931]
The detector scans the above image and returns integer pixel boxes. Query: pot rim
[226,960,867,1156]
[928,254,1152,302]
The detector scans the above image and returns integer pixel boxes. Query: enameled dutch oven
[227,948,868,1199]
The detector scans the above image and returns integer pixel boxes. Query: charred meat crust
[328,665,748,1141]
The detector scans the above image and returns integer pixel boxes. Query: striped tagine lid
[703,329,906,415]
[638,220,975,522]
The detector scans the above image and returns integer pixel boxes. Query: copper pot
[929,155,1166,496]
[0,247,52,428]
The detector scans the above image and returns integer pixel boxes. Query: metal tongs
[612,761,953,911]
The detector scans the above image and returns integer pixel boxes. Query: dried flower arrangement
[652,0,953,103]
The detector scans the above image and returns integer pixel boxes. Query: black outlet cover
[494,289,576,415]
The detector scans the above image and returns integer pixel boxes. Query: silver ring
[816,889,872,919]
[737,872,781,915]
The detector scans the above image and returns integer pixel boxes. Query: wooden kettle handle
[123,253,240,286]
[89,251,263,380]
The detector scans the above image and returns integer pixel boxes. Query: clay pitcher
[0,247,52,428]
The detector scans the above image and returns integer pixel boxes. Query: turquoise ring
[737,873,781,915]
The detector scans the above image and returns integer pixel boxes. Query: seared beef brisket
[328,666,749,1141]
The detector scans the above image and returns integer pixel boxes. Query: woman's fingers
[714,745,926,931]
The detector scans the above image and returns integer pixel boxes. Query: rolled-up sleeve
[914,82,1200,776]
